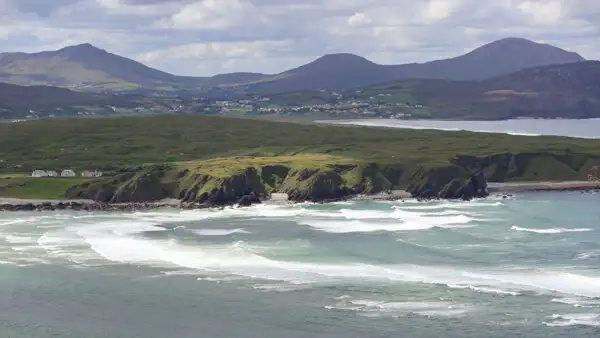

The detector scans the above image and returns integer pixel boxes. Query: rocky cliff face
[65,152,600,205]
[407,152,600,199]
[65,162,395,206]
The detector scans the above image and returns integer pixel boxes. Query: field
[2,114,600,173]
[2,114,600,201]
[0,177,90,199]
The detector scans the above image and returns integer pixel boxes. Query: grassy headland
[0,177,90,199]
[1,115,599,202]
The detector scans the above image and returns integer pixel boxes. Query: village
[31,169,103,178]
[6,89,428,122]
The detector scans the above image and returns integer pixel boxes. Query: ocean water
[323,118,600,138]
[1,191,600,337]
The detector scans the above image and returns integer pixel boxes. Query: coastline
[487,181,600,193]
[316,118,600,139]
[1,181,598,212]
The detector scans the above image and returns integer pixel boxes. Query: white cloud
[0,0,599,75]
[423,0,459,22]
[348,12,371,27]
[517,1,563,24]
[166,0,262,30]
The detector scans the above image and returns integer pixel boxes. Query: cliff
[64,152,600,206]
[65,157,393,206]
[407,152,600,199]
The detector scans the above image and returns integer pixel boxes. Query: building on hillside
[81,170,103,178]
[61,169,77,177]
[46,170,58,177]
[32,170,48,177]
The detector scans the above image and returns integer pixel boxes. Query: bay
[321,118,600,139]
[1,192,599,337]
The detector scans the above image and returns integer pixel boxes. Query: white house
[81,170,103,178]
[46,170,58,177]
[61,169,77,177]
[32,170,48,177]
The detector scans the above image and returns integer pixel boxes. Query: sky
[0,0,598,76]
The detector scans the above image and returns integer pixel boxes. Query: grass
[178,154,355,177]
[0,177,90,199]
[1,114,600,174]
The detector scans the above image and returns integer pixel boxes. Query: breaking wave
[511,226,593,234]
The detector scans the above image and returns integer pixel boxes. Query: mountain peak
[314,53,373,63]
[472,37,585,60]
[59,43,103,53]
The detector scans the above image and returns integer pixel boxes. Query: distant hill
[0,82,154,119]
[247,54,395,93]
[0,44,267,91]
[389,38,585,81]
[0,38,586,93]
[0,83,106,112]
[248,38,585,93]
[350,61,600,119]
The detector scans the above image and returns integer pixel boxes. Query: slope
[2,115,600,203]
[244,37,585,93]
[354,60,600,119]
[0,44,268,91]
[389,37,585,81]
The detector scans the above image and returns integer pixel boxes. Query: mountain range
[0,38,585,94]
[2,59,600,120]
[353,60,600,119]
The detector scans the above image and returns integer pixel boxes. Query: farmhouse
[31,170,49,177]
[81,170,103,178]
[61,169,77,177]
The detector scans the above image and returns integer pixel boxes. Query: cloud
[0,0,599,75]
[165,0,263,29]
[348,12,371,27]
[517,1,563,24]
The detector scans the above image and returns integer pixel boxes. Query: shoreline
[487,181,600,193]
[1,181,598,212]
[316,118,600,139]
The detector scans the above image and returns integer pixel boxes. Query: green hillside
[1,115,599,202]
[1,114,599,171]
[333,61,600,119]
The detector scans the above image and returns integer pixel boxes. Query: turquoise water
[324,118,600,138]
[1,192,599,337]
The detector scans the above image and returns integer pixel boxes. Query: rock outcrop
[60,151,600,207]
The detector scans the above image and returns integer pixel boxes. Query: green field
[1,114,600,172]
[0,177,90,199]
[1,114,600,201]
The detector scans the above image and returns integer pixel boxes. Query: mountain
[0,38,586,93]
[350,60,600,119]
[389,37,585,81]
[0,44,267,91]
[247,54,395,93]
[247,38,585,93]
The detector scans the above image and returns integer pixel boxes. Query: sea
[1,192,600,338]
[322,118,600,139]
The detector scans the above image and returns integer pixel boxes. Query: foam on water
[400,201,503,210]
[300,210,478,233]
[447,284,520,296]
[1,193,599,334]
[2,235,37,244]
[543,313,600,327]
[70,220,600,298]
[551,297,600,308]
[326,298,471,318]
[511,226,593,234]
[191,228,251,236]
[575,250,600,260]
